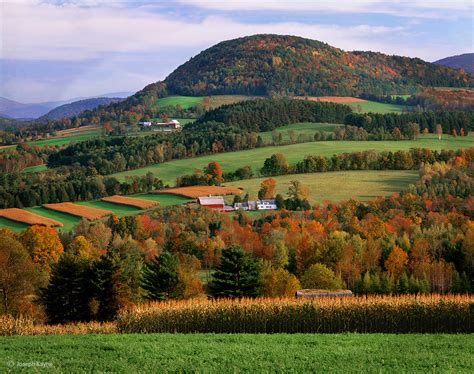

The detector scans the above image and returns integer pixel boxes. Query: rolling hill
[166,34,473,97]
[434,53,473,74]
[40,97,124,120]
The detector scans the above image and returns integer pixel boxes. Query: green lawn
[1,334,471,372]
[259,122,341,143]
[111,134,474,185]
[347,100,408,113]
[225,170,418,203]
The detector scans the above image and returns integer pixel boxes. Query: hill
[434,53,473,74]
[165,34,472,97]
[40,97,125,120]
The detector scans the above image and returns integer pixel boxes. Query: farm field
[259,122,342,143]
[22,164,48,173]
[346,100,408,113]
[111,134,474,185]
[0,334,471,372]
[0,194,191,232]
[225,170,419,203]
[153,95,255,110]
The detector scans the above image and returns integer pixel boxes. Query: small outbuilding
[295,289,353,298]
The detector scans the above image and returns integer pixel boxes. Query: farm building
[234,199,277,211]
[139,119,181,131]
[198,196,234,212]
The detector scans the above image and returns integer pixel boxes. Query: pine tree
[40,253,93,324]
[141,251,179,300]
[208,245,261,298]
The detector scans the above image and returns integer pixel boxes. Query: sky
[0,0,472,103]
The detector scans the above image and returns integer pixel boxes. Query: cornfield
[0,315,116,336]
[117,295,474,334]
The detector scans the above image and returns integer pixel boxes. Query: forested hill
[165,34,473,96]
[434,53,474,74]
[40,97,124,120]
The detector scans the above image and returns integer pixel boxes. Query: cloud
[0,1,419,62]
[178,0,473,19]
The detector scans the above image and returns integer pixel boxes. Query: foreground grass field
[112,134,474,185]
[1,334,471,372]
[226,170,418,203]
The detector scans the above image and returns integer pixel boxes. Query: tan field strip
[0,208,63,227]
[43,203,112,220]
[55,124,99,136]
[154,186,242,198]
[295,96,368,103]
[101,195,160,209]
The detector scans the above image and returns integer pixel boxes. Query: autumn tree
[407,122,420,140]
[300,263,344,290]
[287,180,309,200]
[0,232,41,315]
[20,226,64,272]
[261,264,300,297]
[205,161,224,185]
[261,153,290,176]
[258,178,277,200]
[384,245,408,280]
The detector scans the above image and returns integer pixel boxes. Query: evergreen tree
[40,253,93,324]
[141,251,179,300]
[208,245,261,298]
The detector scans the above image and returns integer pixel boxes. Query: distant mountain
[166,34,472,96]
[434,53,474,74]
[41,97,125,120]
[0,91,133,119]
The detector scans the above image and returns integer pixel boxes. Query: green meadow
[0,334,471,373]
[225,170,419,203]
[346,100,408,113]
[111,133,474,186]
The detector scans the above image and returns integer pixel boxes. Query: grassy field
[0,334,471,372]
[0,194,191,232]
[225,170,418,203]
[259,122,341,143]
[153,95,204,109]
[112,134,474,185]
[22,164,48,173]
[346,100,408,113]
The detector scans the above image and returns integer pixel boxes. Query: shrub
[301,263,344,290]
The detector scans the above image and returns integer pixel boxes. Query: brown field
[101,195,160,209]
[295,96,368,103]
[0,208,63,227]
[43,203,112,220]
[154,186,242,198]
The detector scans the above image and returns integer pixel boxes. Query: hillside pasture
[24,207,82,232]
[296,96,408,113]
[153,96,204,109]
[22,164,48,173]
[225,170,418,203]
[111,134,474,186]
[43,203,112,220]
[259,122,342,143]
[101,195,160,209]
[0,208,63,227]
[155,186,242,198]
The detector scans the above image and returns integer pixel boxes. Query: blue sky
[0,0,472,103]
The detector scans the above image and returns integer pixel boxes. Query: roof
[198,196,225,205]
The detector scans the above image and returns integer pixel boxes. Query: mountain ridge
[434,53,473,74]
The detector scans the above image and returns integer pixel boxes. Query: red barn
[198,196,225,210]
